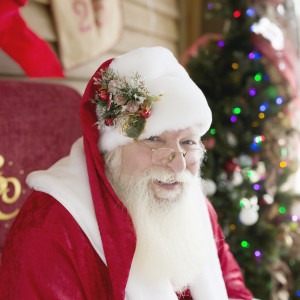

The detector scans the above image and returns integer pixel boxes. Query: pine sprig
[91,68,163,140]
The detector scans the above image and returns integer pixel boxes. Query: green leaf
[122,114,146,140]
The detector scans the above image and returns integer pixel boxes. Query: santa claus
[0,47,254,300]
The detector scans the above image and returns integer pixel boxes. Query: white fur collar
[26,138,236,300]
[26,137,107,264]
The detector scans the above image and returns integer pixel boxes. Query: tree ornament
[114,94,126,105]
[248,170,260,183]
[239,196,259,226]
[203,179,217,196]
[232,170,243,186]
[223,159,237,173]
[203,137,216,149]
[239,207,259,226]
[258,194,274,206]
[284,233,293,248]
[227,132,238,147]
[126,101,140,113]
[256,162,266,177]
[99,90,109,101]
[140,109,151,119]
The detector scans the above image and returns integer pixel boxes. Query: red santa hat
[79,47,212,299]
[88,47,212,153]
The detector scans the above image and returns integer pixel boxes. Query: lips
[157,181,177,185]
[154,180,181,190]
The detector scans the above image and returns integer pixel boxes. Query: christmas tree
[185,0,300,299]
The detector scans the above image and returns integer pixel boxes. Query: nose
[166,151,186,174]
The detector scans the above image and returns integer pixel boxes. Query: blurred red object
[0,0,64,77]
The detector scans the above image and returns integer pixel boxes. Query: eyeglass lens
[152,148,202,165]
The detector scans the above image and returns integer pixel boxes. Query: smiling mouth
[157,180,178,185]
[154,180,181,190]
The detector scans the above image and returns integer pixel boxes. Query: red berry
[140,109,151,119]
[104,117,115,126]
[99,90,109,101]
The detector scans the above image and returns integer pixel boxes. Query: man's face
[104,125,209,291]
[120,126,203,201]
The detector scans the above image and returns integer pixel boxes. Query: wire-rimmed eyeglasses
[151,147,206,166]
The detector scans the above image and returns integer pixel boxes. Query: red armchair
[0,80,82,262]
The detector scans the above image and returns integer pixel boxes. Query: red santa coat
[0,190,252,300]
[0,58,253,300]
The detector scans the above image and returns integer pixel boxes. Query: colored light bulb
[254,251,261,257]
[251,143,260,151]
[253,184,261,191]
[241,241,249,248]
[246,8,256,17]
[255,73,262,81]
[259,103,268,112]
[249,52,255,59]
[233,107,241,114]
[254,53,261,60]
[279,207,286,214]
[280,161,287,168]
[232,62,239,69]
[253,136,261,143]
[218,40,225,47]
[281,148,287,157]
[233,10,241,18]
[231,116,237,122]
[249,88,256,96]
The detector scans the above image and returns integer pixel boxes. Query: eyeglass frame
[148,146,206,166]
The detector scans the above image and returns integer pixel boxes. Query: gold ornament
[0,155,21,221]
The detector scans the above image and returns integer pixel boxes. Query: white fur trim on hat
[98,47,212,153]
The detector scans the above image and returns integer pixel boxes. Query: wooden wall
[0,0,181,94]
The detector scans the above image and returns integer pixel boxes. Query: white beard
[104,148,211,293]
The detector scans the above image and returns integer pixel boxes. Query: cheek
[187,162,200,177]
[121,147,152,175]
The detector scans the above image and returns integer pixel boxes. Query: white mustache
[143,166,193,184]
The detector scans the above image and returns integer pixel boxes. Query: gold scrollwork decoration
[0,155,21,221]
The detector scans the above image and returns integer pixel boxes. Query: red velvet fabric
[80,58,137,300]
[0,192,113,299]
[0,80,82,261]
[0,191,252,300]
[0,0,64,78]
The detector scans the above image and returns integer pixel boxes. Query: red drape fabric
[0,0,64,77]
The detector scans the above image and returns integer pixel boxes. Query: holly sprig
[91,68,162,140]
